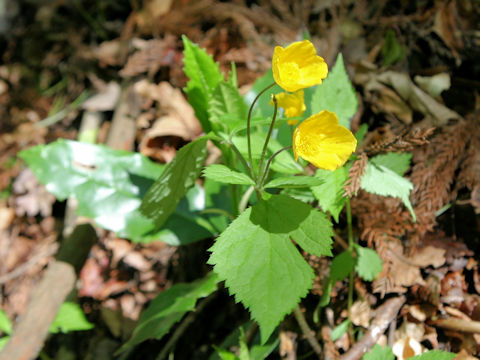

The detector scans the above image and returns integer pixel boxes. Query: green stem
[257,94,278,182]
[258,146,292,188]
[238,186,255,214]
[199,208,235,220]
[346,198,355,336]
[293,306,323,358]
[247,83,275,176]
[228,140,254,181]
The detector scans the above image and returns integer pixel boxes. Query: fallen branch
[340,295,406,360]
[0,224,97,360]
[431,317,480,333]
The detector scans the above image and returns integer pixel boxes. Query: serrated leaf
[117,273,218,354]
[361,162,416,221]
[362,344,395,360]
[355,245,383,281]
[182,35,223,132]
[370,153,412,176]
[312,167,349,222]
[409,350,456,360]
[49,302,94,333]
[264,176,323,189]
[331,319,350,341]
[311,53,358,128]
[203,164,254,185]
[330,251,356,282]
[19,140,214,244]
[141,137,208,228]
[0,309,11,335]
[209,81,248,133]
[208,195,333,343]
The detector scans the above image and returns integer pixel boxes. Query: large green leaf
[19,139,215,244]
[203,164,254,186]
[361,162,416,221]
[140,137,208,229]
[208,194,333,343]
[370,152,412,176]
[117,273,218,354]
[410,350,456,360]
[330,251,356,282]
[209,81,248,134]
[311,53,358,128]
[49,302,94,333]
[312,167,349,222]
[182,35,223,132]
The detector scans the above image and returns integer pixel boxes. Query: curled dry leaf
[135,81,202,163]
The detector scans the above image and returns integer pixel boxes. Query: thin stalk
[247,83,275,175]
[228,140,255,180]
[199,208,235,220]
[293,306,323,358]
[258,146,292,188]
[257,94,278,182]
[238,186,255,214]
[346,198,355,336]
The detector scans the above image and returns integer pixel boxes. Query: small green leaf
[331,319,350,341]
[355,124,369,144]
[361,162,416,221]
[209,81,248,133]
[362,344,395,360]
[330,251,356,282]
[311,53,358,128]
[0,309,12,335]
[141,137,208,228]
[208,195,333,343]
[381,29,405,66]
[213,346,239,360]
[370,152,412,176]
[354,245,383,281]
[49,302,94,333]
[264,176,324,189]
[409,350,456,360]
[117,273,218,354]
[203,164,254,185]
[312,167,349,222]
[182,35,223,132]
[0,336,9,351]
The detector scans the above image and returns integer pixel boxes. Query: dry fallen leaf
[82,82,121,112]
[410,246,446,268]
[350,300,372,328]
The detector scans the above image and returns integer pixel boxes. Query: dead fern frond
[365,126,435,156]
[344,152,368,197]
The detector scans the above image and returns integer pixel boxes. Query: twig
[340,296,406,360]
[156,292,217,360]
[431,317,480,333]
[293,305,322,359]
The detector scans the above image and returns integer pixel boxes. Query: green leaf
[311,53,358,128]
[49,302,94,333]
[330,251,356,282]
[331,319,350,341]
[141,137,208,228]
[381,29,405,66]
[312,167,349,222]
[213,347,239,360]
[281,187,315,203]
[264,176,324,189]
[117,273,218,354]
[0,336,9,351]
[362,344,395,360]
[19,140,214,244]
[361,162,416,221]
[182,35,223,132]
[203,164,254,185]
[208,195,333,343]
[409,350,456,360]
[209,81,248,133]
[355,123,368,144]
[370,152,412,176]
[354,245,383,282]
[0,309,12,335]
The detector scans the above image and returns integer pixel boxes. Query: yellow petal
[272,40,328,92]
[292,110,357,170]
[269,90,306,118]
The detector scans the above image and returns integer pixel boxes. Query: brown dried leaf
[344,152,368,197]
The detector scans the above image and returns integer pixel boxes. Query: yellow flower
[272,40,328,92]
[269,90,306,124]
[292,110,357,170]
